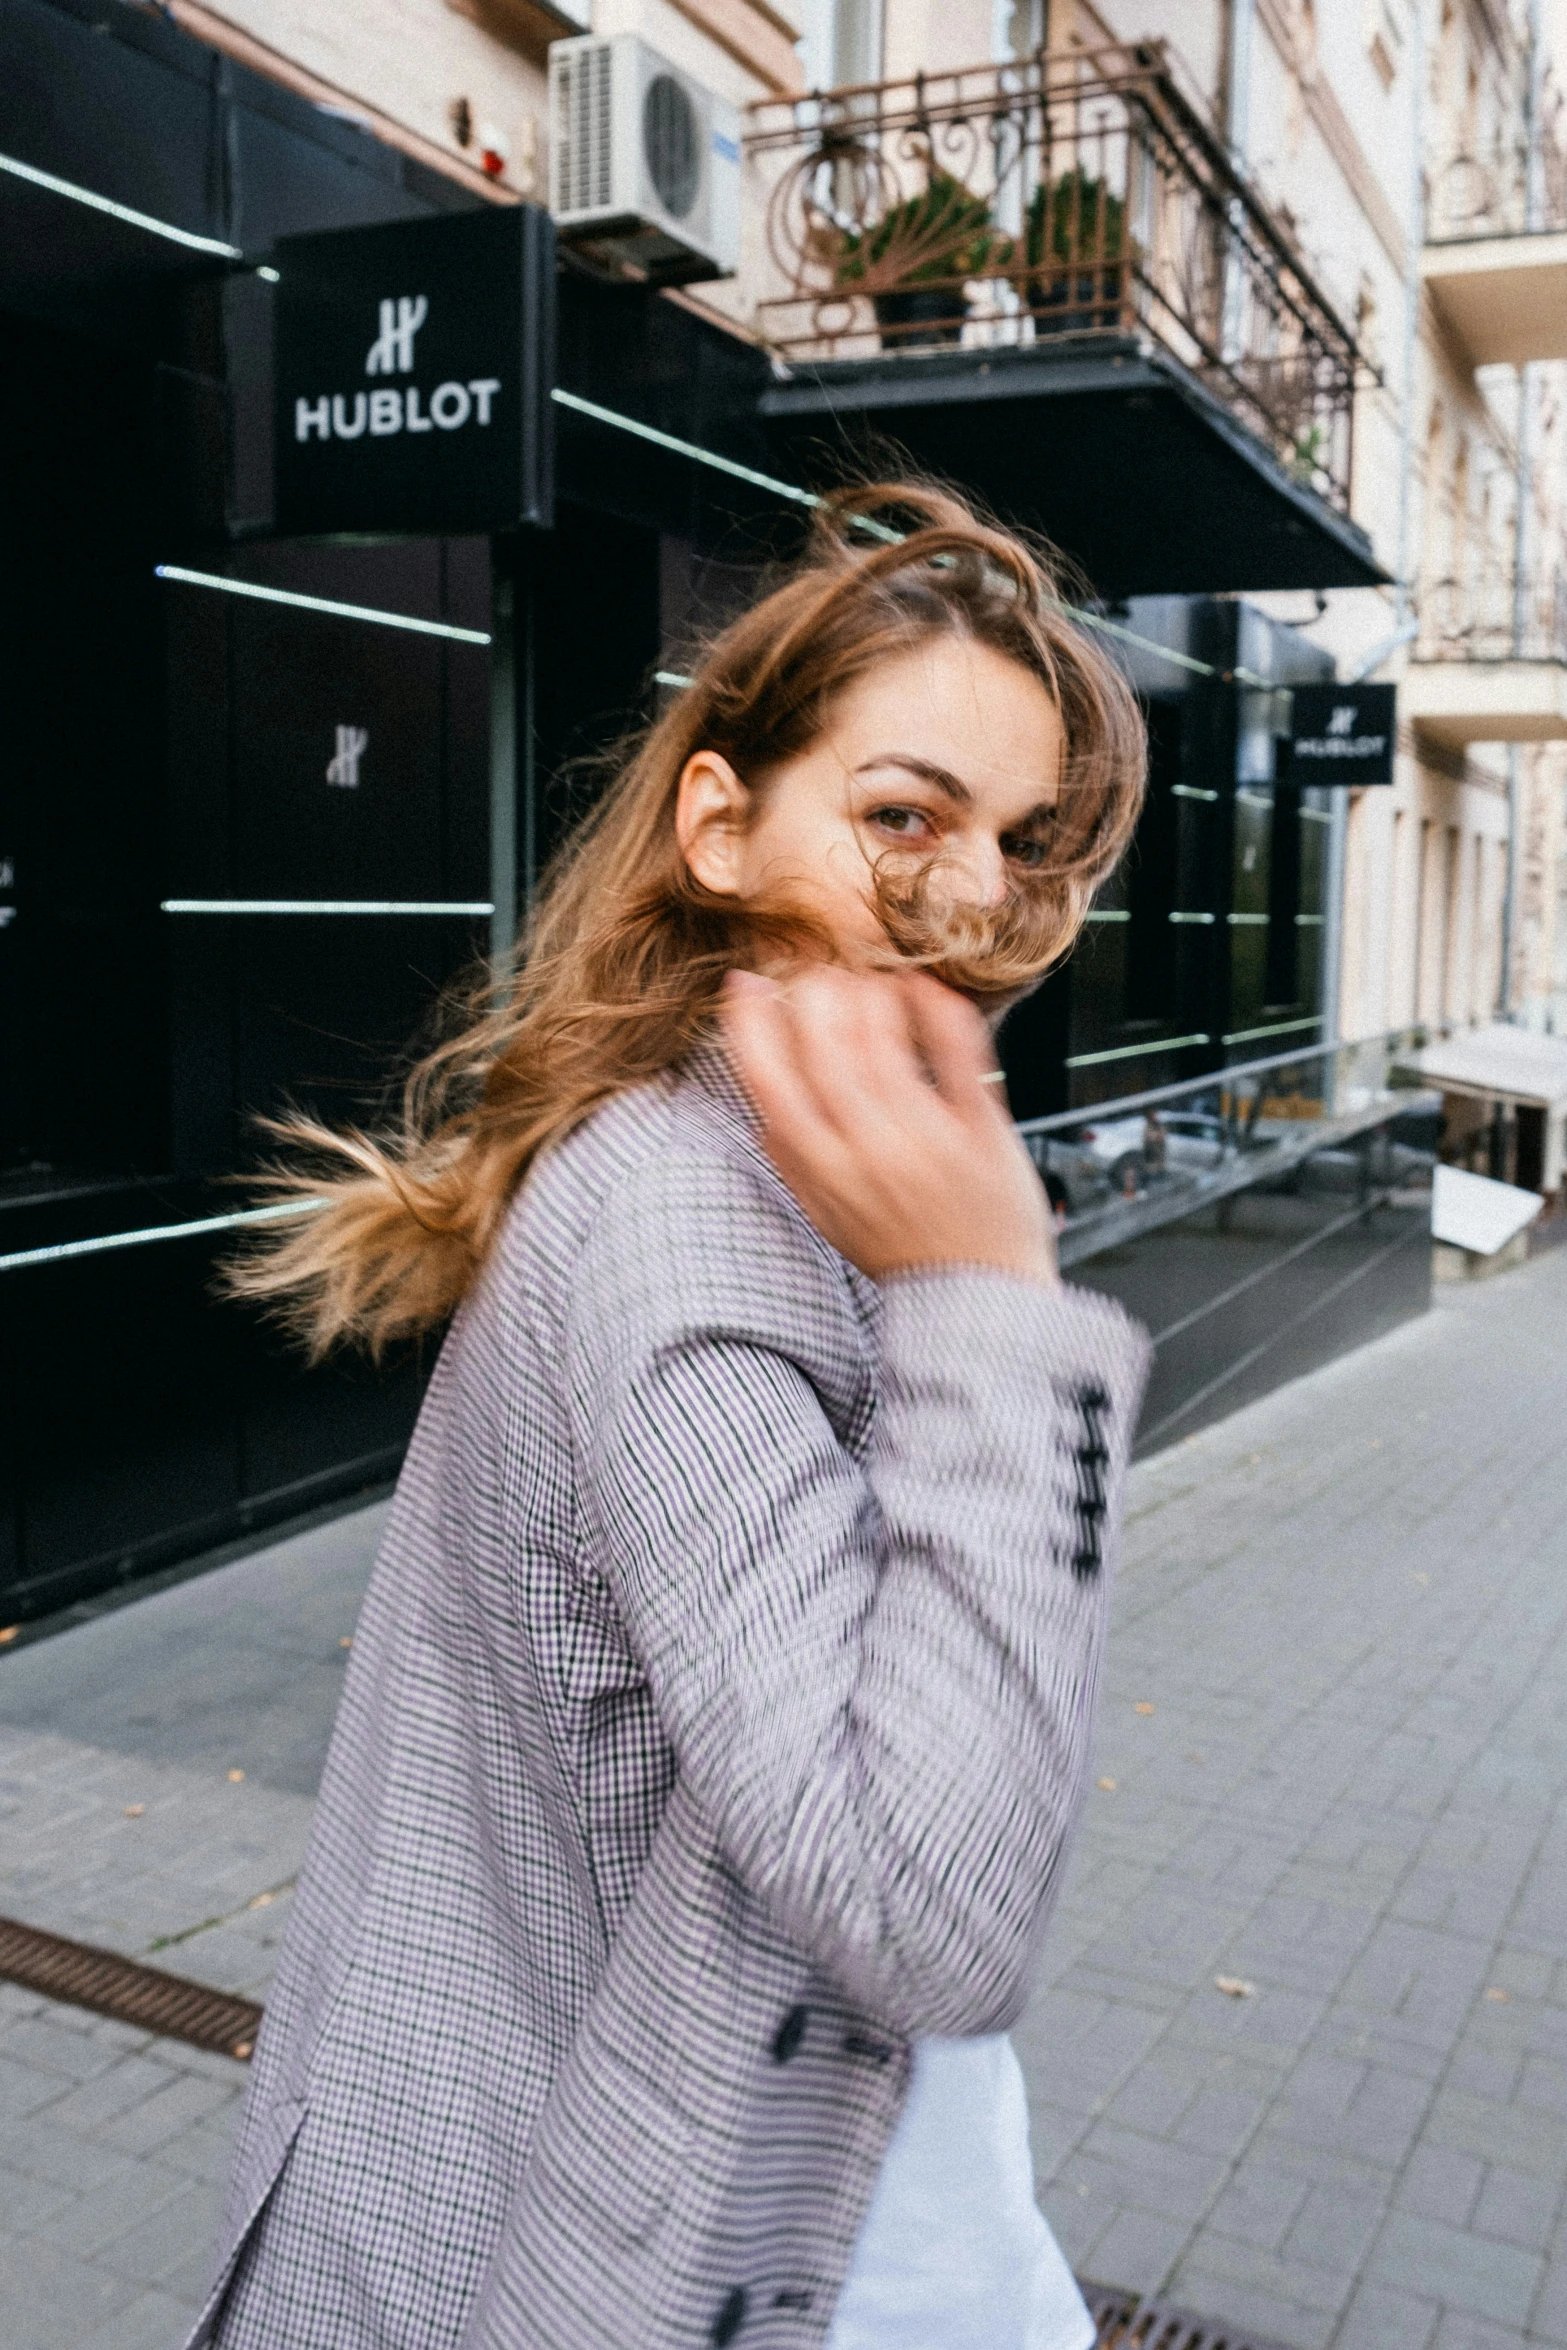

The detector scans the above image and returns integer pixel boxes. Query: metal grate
[0,1915,262,2061]
[1083,2281,1295,2350]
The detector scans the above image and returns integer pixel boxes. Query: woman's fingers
[724,964,1056,1287]
[896,969,1002,1115]
[721,972,818,1144]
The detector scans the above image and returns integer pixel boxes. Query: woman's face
[675,635,1065,967]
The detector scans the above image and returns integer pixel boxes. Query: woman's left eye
[1004,834,1049,869]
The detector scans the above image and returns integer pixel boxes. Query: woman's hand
[721,966,1058,1287]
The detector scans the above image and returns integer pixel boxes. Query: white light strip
[1169,910,1217,925]
[1220,1015,1325,1046]
[553,388,822,509]
[654,669,696,689]
[0,1199,322,1277]
[1172,784,1221,802]
[1066,1032,1212,1069]
[1228,911,1269,925]
[0,148,243,258]
[154,566,492,645]
[1085,909,1131,922]
[162,899,494,916]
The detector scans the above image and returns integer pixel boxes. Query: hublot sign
[273,206,555,535]
[1288,682,1397,786]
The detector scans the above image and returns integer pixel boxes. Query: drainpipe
[1526,0,1545,232]
[1223,0,1253,162]
[1219,0,1254,362]
[1393,0,1427,631]
[1501,0,1542,1021]
[1501,748,1520,1018]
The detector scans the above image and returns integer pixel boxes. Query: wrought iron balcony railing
[1414,566,1567,666]
[1427,137,1567,243]
[745,41,1369,513]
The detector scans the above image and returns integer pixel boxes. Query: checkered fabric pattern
[186,1044,1150,2350]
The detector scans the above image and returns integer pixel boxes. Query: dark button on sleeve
[713,2286,747,2345]
[771,2005,808,2064]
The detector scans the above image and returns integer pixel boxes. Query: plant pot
[872,287,966,351]
[1028,259,1127,337]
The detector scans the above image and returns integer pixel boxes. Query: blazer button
[712,2285,747,2345]
[771,2005,808,2064]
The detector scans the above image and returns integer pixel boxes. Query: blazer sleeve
[562,1141,1151,2037]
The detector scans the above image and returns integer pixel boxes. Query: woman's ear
[675,751,751,898]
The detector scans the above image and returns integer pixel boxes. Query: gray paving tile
[1469,2163,1560,2257]
[1367,2210,1541,2330]
[1332,2278,1440,2350]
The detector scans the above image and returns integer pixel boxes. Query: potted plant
[834,170,1010,349]
[1025,167,1128,334]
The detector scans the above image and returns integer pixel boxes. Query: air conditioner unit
[549,34,740,285]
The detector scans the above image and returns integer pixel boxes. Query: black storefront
[0,0,785,1624]
[2,0,1417,1625]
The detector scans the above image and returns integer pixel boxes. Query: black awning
[760,338,1387,599]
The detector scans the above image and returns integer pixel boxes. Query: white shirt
[825,2036,1094,2350]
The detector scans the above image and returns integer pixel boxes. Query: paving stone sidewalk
[1018,1244,1567,2350]
[0,1504,388,2350]
[2,1252,1566,2346]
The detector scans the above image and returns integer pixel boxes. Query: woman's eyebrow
[853,754,973,806]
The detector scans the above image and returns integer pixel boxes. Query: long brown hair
[229,481,1146,1356]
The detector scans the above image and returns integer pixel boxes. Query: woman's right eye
[867,805,936,842]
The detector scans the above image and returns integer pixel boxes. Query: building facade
[5,0,1558,1615]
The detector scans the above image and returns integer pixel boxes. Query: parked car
[1043,1113,1157,1211]
[1160,1110,1233,1175]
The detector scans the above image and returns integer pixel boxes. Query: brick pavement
[0,1504,388,2349]
[1018,1242,1567,2350]
[2,1253,1566,2346]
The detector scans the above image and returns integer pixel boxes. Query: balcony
[746,42,1384,596]
[1423,143,1567,367]
[1402,566,1567,745]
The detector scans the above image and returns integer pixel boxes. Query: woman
[191,484,1151,2350]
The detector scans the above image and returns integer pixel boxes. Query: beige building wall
[172,0,800,210]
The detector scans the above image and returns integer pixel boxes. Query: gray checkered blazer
[188,1042,1149,2350]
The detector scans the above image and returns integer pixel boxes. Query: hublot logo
[294,293,501,445]
[326,726,368,789]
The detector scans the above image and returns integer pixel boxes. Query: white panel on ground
[1431,1162,1545,1255]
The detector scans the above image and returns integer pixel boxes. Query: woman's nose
[944,836,1011,909]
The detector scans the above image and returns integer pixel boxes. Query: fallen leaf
[1410,1572,1429,1585]
[1097,1777,1118,1792]
[1215,1975,1256,1999]
[123,1804,145,1818]
[1134,1702,1155,1716]
[1186,1752,1205,1763]
[232,2039,254,2061]
[0,1626,18,1646]
[227,1768,245,1783]
[339,1636,353,1649]
[1484,1987,1511,2003]
[250,1891,274,1909]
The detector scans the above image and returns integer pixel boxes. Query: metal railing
[1017,1027,1438,1271]
[1413,565,1567,666]
[746,40,1368,512]
[1427,135,1567,243]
